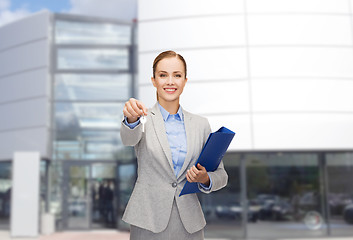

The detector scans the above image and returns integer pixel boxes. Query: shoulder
[183,109,209,127]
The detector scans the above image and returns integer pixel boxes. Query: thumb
[197,163,205,171]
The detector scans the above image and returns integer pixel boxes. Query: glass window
[55,74,131,101]
[0,162,11,230]
[49,161,63,228]
[202,153,245,239]
[57,48,129,70]
[245,153,326,239]
[326,153,353,236]
[117,163,136,230]
[55,102,124,131]
[53,130,133,161]
[55,20,131,45]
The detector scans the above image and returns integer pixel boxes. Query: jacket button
[172,182,177,188]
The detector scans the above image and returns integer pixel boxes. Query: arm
[120,98,148,146]
[198,160,228,194]
[120,117,143,146]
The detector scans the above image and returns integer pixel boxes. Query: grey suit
[120,103,228,234]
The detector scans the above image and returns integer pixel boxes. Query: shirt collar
[158,102,184,122]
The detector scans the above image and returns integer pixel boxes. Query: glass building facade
[50,14,136,230]
[201,152,353,239]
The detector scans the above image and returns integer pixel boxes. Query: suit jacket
[120,103,228,234]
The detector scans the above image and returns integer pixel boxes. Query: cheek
[154,80,163,89]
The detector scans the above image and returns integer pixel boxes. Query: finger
[197,163,205,171]
[186,173,193,183]
[123,106,133,119]
[187,170,196,181]
[136,100,148,116]
[126,102,139,118]
[189,168,197,178]
[192,166,200,175]
[130,99,143,116]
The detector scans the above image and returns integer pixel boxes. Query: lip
[163,88,177,94]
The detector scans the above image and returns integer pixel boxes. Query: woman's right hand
[123,98,148,123]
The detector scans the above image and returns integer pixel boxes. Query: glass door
[62,162,117,230]
[63,163,91,229]
[90,163,117,229]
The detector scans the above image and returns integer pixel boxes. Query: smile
[164,88,177,93]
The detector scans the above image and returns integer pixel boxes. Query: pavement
[1,230,353,240]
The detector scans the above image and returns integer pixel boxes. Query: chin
[160,95,179,103]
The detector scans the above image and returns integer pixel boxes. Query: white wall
[137,0,353,151]
[0,11,52,160]
[11,152,40,237]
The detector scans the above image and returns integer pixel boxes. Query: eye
[175,74,182,78]
[160,74,167,77]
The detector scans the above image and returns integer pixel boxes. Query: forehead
[156,57,184,72]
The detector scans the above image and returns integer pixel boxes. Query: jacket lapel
[177,107,194,180]
[150,103,175,176]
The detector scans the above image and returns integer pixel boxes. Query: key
[140,115,146,132]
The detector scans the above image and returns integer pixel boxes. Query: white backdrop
[137,0,353,151]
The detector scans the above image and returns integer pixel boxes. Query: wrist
[127,116,139,123]
[201,175,210,186]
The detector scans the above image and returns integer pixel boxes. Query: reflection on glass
[246,153,325,239]
[68,166,90,229]
[326,153,353,236]
[90,164,117,228]
[56,20,131,45]
[117,164,136,230]
[53,129,133,161]
[91,164,115,179]
[0,162,11,230]
[202,153,244,239]
[55,74,131,101]
[57,48,129,70]
[49,161,63,224]
[55,102,124,130]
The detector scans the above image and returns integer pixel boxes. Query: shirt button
[172,182,177,188]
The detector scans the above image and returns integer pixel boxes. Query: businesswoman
[121,50,228,240]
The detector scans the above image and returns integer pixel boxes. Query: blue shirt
[124,103,212,190]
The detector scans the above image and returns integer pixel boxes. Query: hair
[152,50,187,79]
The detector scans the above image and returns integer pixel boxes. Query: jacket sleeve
[198,119,229,194]
[120,119,143,146]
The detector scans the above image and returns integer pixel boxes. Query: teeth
[165,89,176,92]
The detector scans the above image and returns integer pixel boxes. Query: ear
[151,76,157,87]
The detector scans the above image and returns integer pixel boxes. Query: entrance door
[62,162,117,230]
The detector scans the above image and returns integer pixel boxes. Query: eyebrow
[158,71,182,73]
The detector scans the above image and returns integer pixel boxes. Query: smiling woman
[120,50,228,240]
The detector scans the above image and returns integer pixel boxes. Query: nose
[167,76,173,84]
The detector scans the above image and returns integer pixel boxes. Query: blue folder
[179,126,235,197]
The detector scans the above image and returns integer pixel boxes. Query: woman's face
[151,57,188,105]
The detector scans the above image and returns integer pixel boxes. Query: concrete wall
[0,11,52,160]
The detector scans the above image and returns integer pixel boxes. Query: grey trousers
[130,199,204,240]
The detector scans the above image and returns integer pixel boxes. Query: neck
[158,98,179,115]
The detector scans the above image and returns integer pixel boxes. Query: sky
[0,0,137,27]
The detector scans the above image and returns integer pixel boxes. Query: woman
[121,50,228,240]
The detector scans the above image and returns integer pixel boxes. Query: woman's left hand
[186,163,210,186]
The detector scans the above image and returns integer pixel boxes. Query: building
[0,10,136,234]
[137,0,353,239]
[1,0,353,239]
